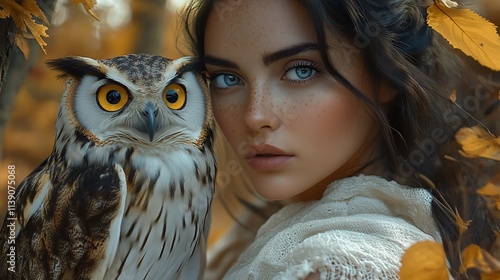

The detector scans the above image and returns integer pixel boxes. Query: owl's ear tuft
[46,56,106,80]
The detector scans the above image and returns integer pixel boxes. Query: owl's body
[0,54,216,280]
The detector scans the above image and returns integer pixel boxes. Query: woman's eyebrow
[262,42,319,65]
[204,55,239,69]
[204,42,320,70]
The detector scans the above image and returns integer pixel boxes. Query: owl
[0,54,216,280]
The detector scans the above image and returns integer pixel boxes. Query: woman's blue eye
[284,66,316,81]
[213,74,242,88]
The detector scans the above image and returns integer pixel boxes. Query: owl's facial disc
[63,56,208,147]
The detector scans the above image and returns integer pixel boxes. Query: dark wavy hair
[182,0,498,277]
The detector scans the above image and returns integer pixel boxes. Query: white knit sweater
[221,175,442,280]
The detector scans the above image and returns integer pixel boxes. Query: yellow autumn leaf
[14,35,30,59]
[20,0,48,25]
[71,0,99,20]
[481,273,500,280]
[427,3,500,71]
[454,208,470,235]
[0,0,49,55]
[477,173,500,210]
[461,244,500,279]
[399,240,449,280]
[0,3,10,18]
[22,14,48,55]
[449,89,457,103]
[455,126,500,161]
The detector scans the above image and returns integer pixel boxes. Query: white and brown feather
[0,54,216,280]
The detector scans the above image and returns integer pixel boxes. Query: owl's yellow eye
[163,84,186,110]
[96,84,129,112]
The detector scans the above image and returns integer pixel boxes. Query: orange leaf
[454,208,470,235]
[0,0,49,55]
[0,1,26,31]
[455,126,500,161]
[22,14,48,54]
[71,0,99,20]
[481,273,500,280]
[462,244,488,273]
[14,35,29,59]
[461,244,500,278]
[427,3,500,71]
[0,5,10,18]
[477,173,500,210]
[449,89,457,103]
[22,0,48,25]
[399,240,449,280]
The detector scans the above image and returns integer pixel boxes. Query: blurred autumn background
[1,0,500,267]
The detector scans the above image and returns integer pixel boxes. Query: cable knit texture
[223,175,442,280]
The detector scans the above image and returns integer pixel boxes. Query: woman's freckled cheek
[222,103,243,136]
[214,102,242,123]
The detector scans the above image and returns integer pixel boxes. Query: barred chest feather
[111,148,215,279]
[60,136,216,279]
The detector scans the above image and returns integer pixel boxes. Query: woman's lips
[245,144,294,171]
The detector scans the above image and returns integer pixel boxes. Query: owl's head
[48,54,213,149]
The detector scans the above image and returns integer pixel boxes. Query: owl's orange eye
[96,84,129,112]
[163,84,186,110]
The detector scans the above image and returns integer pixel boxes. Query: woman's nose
[244,83,281,132]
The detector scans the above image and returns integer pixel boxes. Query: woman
[182,0,497,279]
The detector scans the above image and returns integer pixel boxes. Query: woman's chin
[249,176,305,201]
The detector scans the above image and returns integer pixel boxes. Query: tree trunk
[0,17,16,161]
[0,0,57,161]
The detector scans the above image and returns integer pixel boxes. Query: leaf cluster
[427,1,500,71]
[399,2,500,278]
[0,0,97,58]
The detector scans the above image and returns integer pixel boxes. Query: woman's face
[204,0,385,201]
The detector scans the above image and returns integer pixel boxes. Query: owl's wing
[0,157,127,280]
[0,157,51,279]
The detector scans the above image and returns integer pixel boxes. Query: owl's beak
[142,102,157,142]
